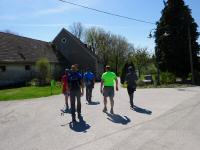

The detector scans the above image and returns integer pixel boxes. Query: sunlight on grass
[0,85,61,101]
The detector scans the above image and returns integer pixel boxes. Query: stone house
[0,28,103,87]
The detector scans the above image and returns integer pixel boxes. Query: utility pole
[188,25,195,84]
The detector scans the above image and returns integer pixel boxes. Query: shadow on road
[106,113,131,125]
[86,101,100,105]
[69,117,91,133]
[133,105,152,115]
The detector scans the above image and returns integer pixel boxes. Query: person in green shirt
[100,65,118,114]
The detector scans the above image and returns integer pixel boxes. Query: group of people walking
[61,64,138,122]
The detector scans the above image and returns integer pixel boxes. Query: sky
[0,0,200,53]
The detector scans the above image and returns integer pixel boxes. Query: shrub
[36,58,50,86]
[160,72,176,84]
[137,79,145,86]
[142,64,157,75]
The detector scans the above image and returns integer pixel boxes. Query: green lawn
[0,85,61,101]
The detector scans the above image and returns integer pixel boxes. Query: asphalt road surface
[0,84,200,150]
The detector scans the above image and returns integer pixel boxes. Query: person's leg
[109,97,114,114]
[65,94,69,109]
[129,93,134,108]
[103,96,107,112]
[109,87,115,114]
[89,86,92,102]
[86,86,89,101]
[103,87,108,112]
[76,91,82,118]
[70,91,76,121]
[127,87,134,108]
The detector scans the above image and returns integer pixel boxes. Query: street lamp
[148,29,169,85]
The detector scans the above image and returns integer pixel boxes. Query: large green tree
[155,0,200,78]
[85,27,129,74]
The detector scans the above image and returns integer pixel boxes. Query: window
[0,66,6,72]
[25,65,31,71]
[61,38,67,44]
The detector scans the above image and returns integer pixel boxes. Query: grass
[0,85,61,101]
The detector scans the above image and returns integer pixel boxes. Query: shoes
[110,108,114,114]
[103,107,107,113]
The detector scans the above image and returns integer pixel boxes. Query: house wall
[0,63,61,87]
[0,64,34,87]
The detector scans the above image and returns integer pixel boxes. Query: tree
[69,22,84,40]
[36,58,50,85]
[155,0,200,79]
[132,48,150,77]
[85,27,130,74]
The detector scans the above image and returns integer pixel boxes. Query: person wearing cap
[100,65,118,114]
[83,68,95,103]
[68,64,84,122]
[61,69,70,111]
[125,65,138,109]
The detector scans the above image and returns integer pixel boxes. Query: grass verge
[0,85,61,101]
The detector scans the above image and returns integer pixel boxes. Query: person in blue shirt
[83,68,95,103]
[68,64,84,122]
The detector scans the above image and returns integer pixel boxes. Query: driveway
[0,84,200,150]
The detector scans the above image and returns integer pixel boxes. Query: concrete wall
[0,63,61,87]
[0,64,34,87]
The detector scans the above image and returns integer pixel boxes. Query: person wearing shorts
[100,65,118,114]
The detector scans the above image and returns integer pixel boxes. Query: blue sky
[0,0,200,53]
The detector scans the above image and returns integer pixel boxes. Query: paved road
[0,84,200,150]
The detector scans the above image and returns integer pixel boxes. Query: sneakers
[103,107,107,113]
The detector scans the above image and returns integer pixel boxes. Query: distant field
[0,86,61,101]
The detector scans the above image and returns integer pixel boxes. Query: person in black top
[68,64,84,122]
[125,66,138,109]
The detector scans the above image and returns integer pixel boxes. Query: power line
[58,0,156,25]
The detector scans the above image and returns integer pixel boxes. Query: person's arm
[80,79,84,96]
[124,75,128,85]
[115,78,119,91]
[93,74,95,85]
[100,80,103,93]
[93,78,95,84]
[135,73,138,81]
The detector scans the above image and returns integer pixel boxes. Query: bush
[36,58,51,86]
[160,72,176,84]
[142,64,157,75]
[137,79,145,86]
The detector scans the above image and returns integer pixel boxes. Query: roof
[56,28,97,60]
[0,32,59,63]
